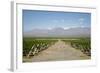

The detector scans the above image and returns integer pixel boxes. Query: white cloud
[47,27,52,30]
[61,25,87,30]
[79,18,84,21]
[61,19,65,22]
[79,18,85,25]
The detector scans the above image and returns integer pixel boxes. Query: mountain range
[23,27,91,37]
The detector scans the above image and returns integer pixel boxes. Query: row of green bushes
[23,39,57,57]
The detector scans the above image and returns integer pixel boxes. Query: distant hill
[23,27,91,37]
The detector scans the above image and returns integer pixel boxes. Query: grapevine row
[62,39,91,56]
[23,39,57,58]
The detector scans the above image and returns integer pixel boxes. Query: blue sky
[23,10,91,32]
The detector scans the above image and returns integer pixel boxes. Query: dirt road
[23,40,90,62]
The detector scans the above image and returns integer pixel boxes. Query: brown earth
[23,40,90,62]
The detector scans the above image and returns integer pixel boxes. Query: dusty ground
[23,40,90,62]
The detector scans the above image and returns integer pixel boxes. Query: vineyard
[62,38,91,56]
[23,38,57,58]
